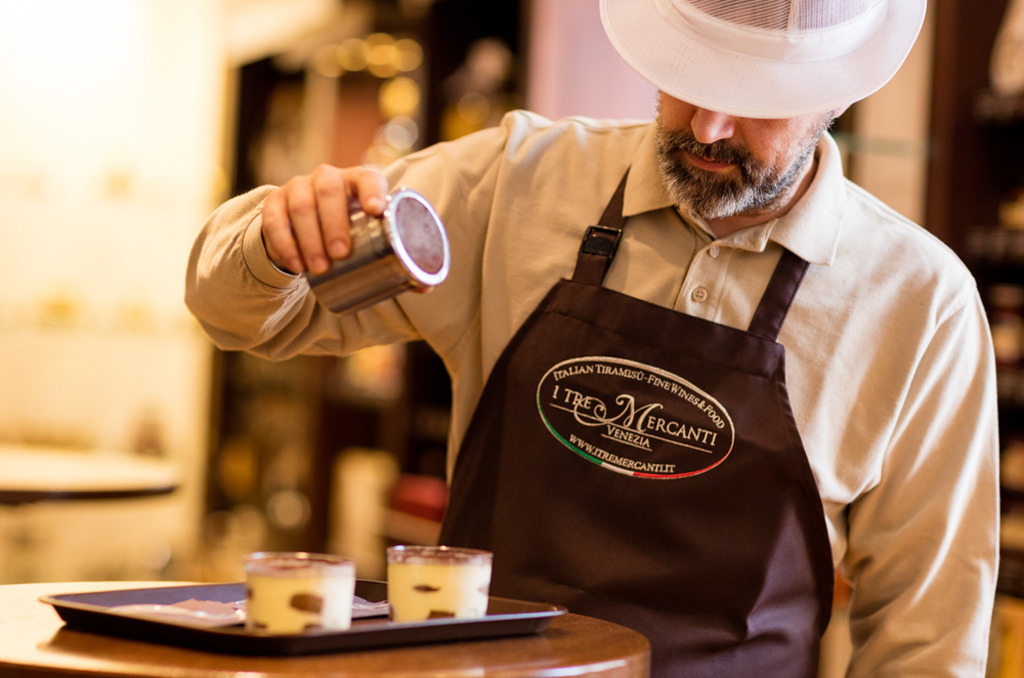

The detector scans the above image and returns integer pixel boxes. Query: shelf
[975,88,1024,125]
[999,370,1024,411]
[966,227,1024,267]
[1004,486,1024,506]
[1000,549,1024,599]
[381,509,442,546]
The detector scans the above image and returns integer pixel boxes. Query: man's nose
[690,108,737,144]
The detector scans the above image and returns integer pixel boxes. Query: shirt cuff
[241,212,303,289]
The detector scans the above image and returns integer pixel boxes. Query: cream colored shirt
[186,110,1000,677]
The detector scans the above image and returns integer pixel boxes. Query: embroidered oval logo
[536,356,734,479]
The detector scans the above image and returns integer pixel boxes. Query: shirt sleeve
[183,185,423,359]
[842,284,1000,677]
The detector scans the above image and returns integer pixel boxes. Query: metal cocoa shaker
[306,187,450,315]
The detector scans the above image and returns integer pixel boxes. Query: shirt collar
[624,124,848,267]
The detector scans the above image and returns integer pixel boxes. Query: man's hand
[261,165,390,275]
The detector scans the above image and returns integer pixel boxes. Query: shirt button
[691,287,708,302]
[708,246,720,258]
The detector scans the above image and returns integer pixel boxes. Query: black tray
[41,580,566,656]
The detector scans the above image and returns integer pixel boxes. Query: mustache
[659,129,756,170]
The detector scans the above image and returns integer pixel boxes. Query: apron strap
[747,249,810,341]
[572,170,629,286]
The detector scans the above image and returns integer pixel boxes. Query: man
[186,1,999,676]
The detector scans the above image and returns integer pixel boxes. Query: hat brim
[600,0,926,119]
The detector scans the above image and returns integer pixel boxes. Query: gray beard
[654,123,825,222]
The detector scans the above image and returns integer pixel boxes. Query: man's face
[655,93,837,223]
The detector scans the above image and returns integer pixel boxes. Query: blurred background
[1,0,1023,674]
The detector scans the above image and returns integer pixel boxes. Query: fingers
[315,168,350,261]
[260,166,389,275]
[288,174,330,274]
[261,185,305,275]
[351,168,389,217]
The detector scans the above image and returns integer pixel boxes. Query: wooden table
[0,581,651,677]
[0,445,179,505]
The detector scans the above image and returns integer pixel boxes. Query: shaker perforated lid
[387,189,450,287]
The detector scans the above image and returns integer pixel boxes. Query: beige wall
[0,0,226,582]
[848,4,935,225]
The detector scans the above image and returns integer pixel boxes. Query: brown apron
[439,172,835,678]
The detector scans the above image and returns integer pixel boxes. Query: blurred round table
[0,581,651,677]
[0,445,179,505]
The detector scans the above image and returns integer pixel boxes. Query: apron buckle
[579,225,622,258]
